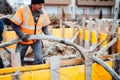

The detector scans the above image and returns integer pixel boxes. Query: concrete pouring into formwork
[0,40,80,67]
[0,0,120,80]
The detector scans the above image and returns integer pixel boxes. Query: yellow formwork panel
[52,28,62,38]
[91,62,112,80]
[117,28,120,53]
[91,31,97,44]
[0,64,50,75]
[99,33,108,47]
[0,61,112,80]
[64,28,73,38]
[79,29,82,38]
[84,29,89,41]
[117,27,120,34]
[0,74,12,80]
[117,38,120,53]
[3,31,17,49]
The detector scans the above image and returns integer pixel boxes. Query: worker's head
[31,0,45,12]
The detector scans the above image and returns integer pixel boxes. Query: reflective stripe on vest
[12,16,22,25]
[22,26,42,30]
[12,6,46,30]
[24,5,28,27]
[11,6,49,44]
[23,6,46,30]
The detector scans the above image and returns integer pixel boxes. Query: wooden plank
[60,57,83,67]
[24,57,84,67]
[50,56,60,80]
[98,55,113,61]
[24,55,113,66]
[0,57,83,75]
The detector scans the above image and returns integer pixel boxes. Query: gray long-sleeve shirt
[11,22,51,39]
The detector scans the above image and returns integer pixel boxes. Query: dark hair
[31,0,45,4]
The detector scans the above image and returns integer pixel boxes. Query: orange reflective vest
[11,5,50,44]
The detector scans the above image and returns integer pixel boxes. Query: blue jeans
[0,57,4,68]
[16,40,44,65]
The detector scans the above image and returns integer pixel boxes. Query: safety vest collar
[24,5,46,27]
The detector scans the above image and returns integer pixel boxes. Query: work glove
[21,34,30,42]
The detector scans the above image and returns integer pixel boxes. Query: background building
[0,0,116,19]
[44,0,115,19]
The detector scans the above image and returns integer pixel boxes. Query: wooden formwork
[0,33,120,80]
[2,20,120,53]
[0,31,120,80]
[48,19,119,54]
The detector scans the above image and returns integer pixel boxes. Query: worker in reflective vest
[11,0,51,65]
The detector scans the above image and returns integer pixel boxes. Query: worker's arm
[0,19,4,42]
[11,22,25,39]
[11,22,30,41]
[42,27,51,35]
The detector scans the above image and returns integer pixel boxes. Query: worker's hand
[21,34,30,42]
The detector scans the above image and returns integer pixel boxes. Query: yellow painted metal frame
[79,29,82,38]
[52,28,62,38]
[91,31,97,44]
[3,28,120,53]
[0,61,112,80]
[99,33,108,47]
[3,31,17,49]
[117,27,120,53]
[64,28,73,38]
[84,29,89,41]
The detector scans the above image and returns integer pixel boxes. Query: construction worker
[0,17,12,68]
[11,0,51,65]
[0,19,4,68]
